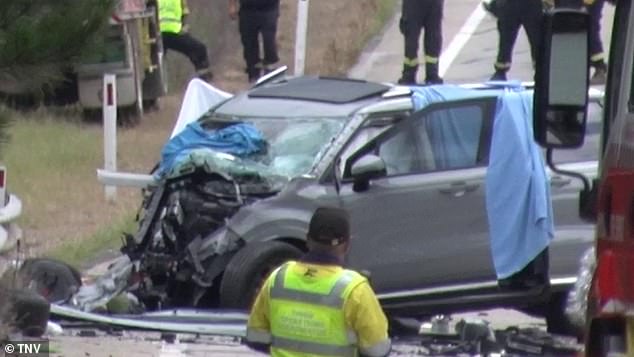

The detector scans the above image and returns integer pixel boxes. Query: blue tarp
[155,122,267,178]
[410,83,554,279]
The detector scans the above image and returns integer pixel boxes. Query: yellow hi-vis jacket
[247,260,391,357]
[158,0,190,34]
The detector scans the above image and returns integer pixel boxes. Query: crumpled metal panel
[71,255,136,312]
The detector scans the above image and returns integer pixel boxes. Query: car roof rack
[252,66,289,88]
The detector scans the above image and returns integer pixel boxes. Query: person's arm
[344,281,392,357]
[228,0,239,20]
[180,0,191,32]
[244,276,273,353]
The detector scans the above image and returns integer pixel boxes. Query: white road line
[439,4,488,77]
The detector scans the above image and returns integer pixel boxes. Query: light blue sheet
[485,89,554,279]
[410,83,554,279]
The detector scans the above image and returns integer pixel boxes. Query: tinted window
[415,105,484,170]
[345,103,487,177]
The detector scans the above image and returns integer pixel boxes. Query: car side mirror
[351,155,386,192]
[534,8,591,149]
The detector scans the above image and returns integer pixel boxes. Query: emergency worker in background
[158,0,214,81]
[398,0,445,85]
[489,0,543,81]
[228,0,280,83]
[245,206,392,357]
[585,0,608,84]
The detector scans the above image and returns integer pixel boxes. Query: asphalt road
[46,1,614,355]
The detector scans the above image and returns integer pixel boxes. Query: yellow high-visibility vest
[158,0,183,34]
[268,261,366,357]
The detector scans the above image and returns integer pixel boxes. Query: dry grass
[2,0,397,268]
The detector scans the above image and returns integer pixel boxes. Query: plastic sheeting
[171,79,233,139]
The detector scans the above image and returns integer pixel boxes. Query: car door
[337,98,498,295]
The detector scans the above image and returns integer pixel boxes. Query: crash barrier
[103,73,118,202]
[51,305,248,337]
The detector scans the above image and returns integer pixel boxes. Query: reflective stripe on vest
[270,264,356,308]
[269,262,361,357]
[158,0,183,33]
[272,336,357,356]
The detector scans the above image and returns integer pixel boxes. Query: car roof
[212,75,605,119]
[214,76,392,118]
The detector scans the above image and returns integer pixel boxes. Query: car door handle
[550,176,572,188]
[439,182,479,197]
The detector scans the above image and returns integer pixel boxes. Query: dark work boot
[397,65,418,85]
[246,67,262,83]
[490,70,508,81]
[424,63,443,85]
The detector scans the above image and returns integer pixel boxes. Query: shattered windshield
[197,115,346,181]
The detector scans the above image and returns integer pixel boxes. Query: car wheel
[2,289,51,337]
[18,258,82,303]
[219,240,302,309]
[545,292,581,337]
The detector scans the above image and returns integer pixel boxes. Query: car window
[343,101,490,178]
[338,116,399,177]
[551,101,602,163]
[415,104,485,171]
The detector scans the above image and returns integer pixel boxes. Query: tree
[0,0,115,96]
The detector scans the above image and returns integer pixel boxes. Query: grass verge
[1,108,149,267]
[47,214,136,269]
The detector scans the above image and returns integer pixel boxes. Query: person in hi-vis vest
[245,206,392,357]
[158,0,213,81]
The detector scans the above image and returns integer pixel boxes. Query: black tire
[4,289,51,337]
[545,292,581,337]
[219,241,302,309]
[18,258,82,304]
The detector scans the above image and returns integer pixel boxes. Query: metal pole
[294,0,309,76]
[103,73,118,202]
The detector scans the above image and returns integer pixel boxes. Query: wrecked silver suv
[77,74,601,335]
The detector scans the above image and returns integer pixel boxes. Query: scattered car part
[71,256,135,312]
[46,321,64,336]
[5,288,51,337]
[18,258,82,304]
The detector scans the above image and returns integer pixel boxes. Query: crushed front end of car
[119,148,289,310]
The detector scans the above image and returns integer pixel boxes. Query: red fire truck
[533,1,634,355]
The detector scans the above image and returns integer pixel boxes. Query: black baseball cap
[307,207,351,246]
